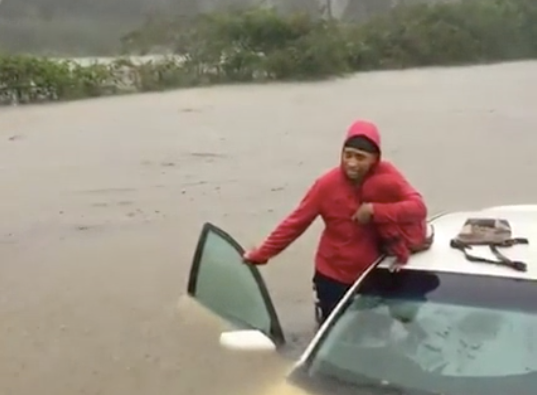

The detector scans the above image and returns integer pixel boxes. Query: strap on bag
[450,238,528,272]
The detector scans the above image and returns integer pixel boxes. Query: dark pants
[313,271,352,325]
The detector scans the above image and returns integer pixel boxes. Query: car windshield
[305,268,537,395]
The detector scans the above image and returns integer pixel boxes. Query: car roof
[376,204,537,281]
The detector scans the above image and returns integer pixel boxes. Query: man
[243,119,427,324]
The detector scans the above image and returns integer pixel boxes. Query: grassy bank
[1,0,536,105]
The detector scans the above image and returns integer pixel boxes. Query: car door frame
[294,254,389,368]
[187,222,286,347]
[294,212,445,368]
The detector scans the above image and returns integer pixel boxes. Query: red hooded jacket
[246,120,428,285]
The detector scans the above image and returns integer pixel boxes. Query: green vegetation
[1,0,536,105]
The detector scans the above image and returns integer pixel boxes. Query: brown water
[0,60,536,395]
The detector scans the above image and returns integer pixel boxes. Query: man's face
[341,147,377,181]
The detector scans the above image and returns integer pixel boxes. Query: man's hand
[243,249,268,265]
[389,261,404,273]
[352,203,374,224]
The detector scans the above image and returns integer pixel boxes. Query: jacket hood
[344,120,382,157]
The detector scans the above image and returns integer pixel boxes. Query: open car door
[187,222,285,347]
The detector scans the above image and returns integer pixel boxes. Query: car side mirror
[219,330,276,352]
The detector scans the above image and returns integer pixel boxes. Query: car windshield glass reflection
[307,268,537,395]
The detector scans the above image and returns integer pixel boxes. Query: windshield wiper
[362,379,441,395]
[333,378,441,395]
[352,379,406,395]
[303,362,440,395]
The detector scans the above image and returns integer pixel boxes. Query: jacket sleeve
[371,167,427,224]
[248,180,322,263]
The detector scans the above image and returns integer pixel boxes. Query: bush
[0,55,194,104]
[178,8,349,82]
[1,0,536,105]
[346,0,537,70]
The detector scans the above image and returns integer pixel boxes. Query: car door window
[187,223,285,346]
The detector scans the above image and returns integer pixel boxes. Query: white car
[185,204,537,395]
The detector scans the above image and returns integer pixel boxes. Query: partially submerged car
[185,204,537,395]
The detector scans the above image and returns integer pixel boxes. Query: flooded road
[0,60,536,395]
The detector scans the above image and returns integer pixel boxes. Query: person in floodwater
[243,119,429,325]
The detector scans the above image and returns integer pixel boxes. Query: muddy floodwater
[0,61,536,395]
